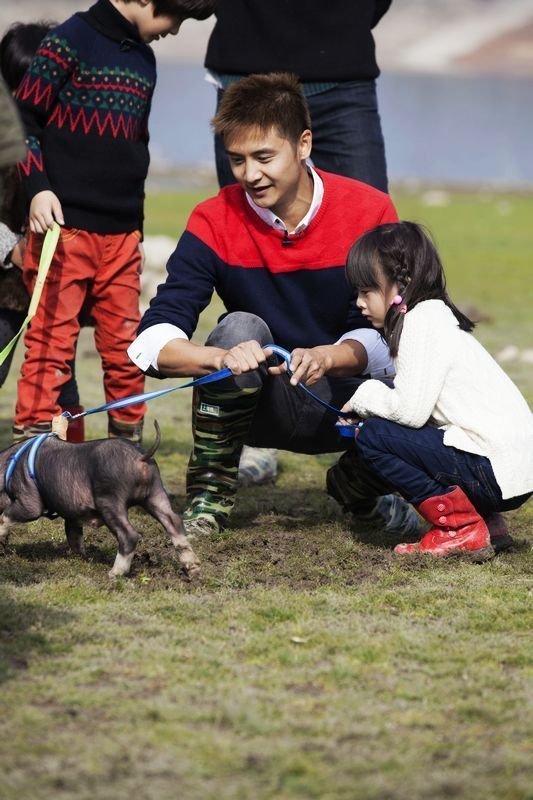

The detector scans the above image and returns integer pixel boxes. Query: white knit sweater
[349,299,533,500]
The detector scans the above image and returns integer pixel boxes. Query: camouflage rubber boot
[183,385,259,537]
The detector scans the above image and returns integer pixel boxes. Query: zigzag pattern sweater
[139,171,398,352]
[16,0,155,233]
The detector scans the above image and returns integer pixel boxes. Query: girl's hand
[29,191,65,234]
[338,401,360,426]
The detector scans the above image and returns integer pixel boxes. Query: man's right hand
[29,191,65,233]
[217,340,269,375]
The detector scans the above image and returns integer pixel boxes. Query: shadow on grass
[0,586,73,685]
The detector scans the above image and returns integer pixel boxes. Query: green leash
[0,223,60,367]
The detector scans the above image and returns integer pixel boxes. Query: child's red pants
[15,228,146,427]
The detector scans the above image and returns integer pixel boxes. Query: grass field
[0,187,532,800]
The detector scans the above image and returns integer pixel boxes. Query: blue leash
[5,343,361,492]
[62,367,234,421]
[265,344,363,438]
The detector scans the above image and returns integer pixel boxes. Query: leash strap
[6,342,363,491]
[265,344,358,421]
[64,344,360,431]
[0,223,61,368]
[63,367,234,420]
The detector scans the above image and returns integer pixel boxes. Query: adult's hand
[29,190,64,233]
[217,339,269,374]
[269,346,334,387]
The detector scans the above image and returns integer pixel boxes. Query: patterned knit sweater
[15,0,155,234]
[349,299,533,499]
[139,170,398,352]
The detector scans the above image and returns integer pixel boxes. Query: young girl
[341,221,533,559]
[0,22,84,442]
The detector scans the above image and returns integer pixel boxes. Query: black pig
[0,422,199,578]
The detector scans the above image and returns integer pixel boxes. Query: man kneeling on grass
[128,72,420,539]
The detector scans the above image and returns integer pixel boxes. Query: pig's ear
[52,415,68,441]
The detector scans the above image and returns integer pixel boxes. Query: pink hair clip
[391,294,407,314]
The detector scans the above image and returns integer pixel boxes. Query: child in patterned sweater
[0,22,83,442]
[340,221,533,559]
[13,0,214,442]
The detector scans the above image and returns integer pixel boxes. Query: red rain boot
[394,486,494,560]
[62,406,85,443]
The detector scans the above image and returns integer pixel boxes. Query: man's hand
[216,340,269,374]
[29,191,64,233]
[268,346,334,387]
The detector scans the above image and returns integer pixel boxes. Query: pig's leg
[0,496,42,547]
[143,487,200,576]
[98,504,140,577]
[0,511,14,547]
[64,519,86,556]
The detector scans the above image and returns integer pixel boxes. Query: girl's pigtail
[384,256,410,358]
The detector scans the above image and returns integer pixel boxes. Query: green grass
[0,187,532,800]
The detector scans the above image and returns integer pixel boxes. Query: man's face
[130,2,182,43]
[225,126,312,219]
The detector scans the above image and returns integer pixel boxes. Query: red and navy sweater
[16,0,155,234]
[139,171,398,352]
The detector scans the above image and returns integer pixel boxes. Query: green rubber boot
[183,385,259,536]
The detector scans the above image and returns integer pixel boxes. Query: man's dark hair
[122,0,215,21]
[212,72,312,145]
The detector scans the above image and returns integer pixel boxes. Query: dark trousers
[356,418,531,515]
[214,80,388,193]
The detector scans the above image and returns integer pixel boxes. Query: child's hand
[29,191,65,233]
[339,401,360,424]
[9,237,26,269]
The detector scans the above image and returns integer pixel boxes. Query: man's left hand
[269,346,334,386]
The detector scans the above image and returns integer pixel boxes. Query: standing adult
[205,0,391,192]
[205,0,392,483]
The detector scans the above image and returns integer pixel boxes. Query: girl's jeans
[356,418,531,514]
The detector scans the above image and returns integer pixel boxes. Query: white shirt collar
[245,162,324,235]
